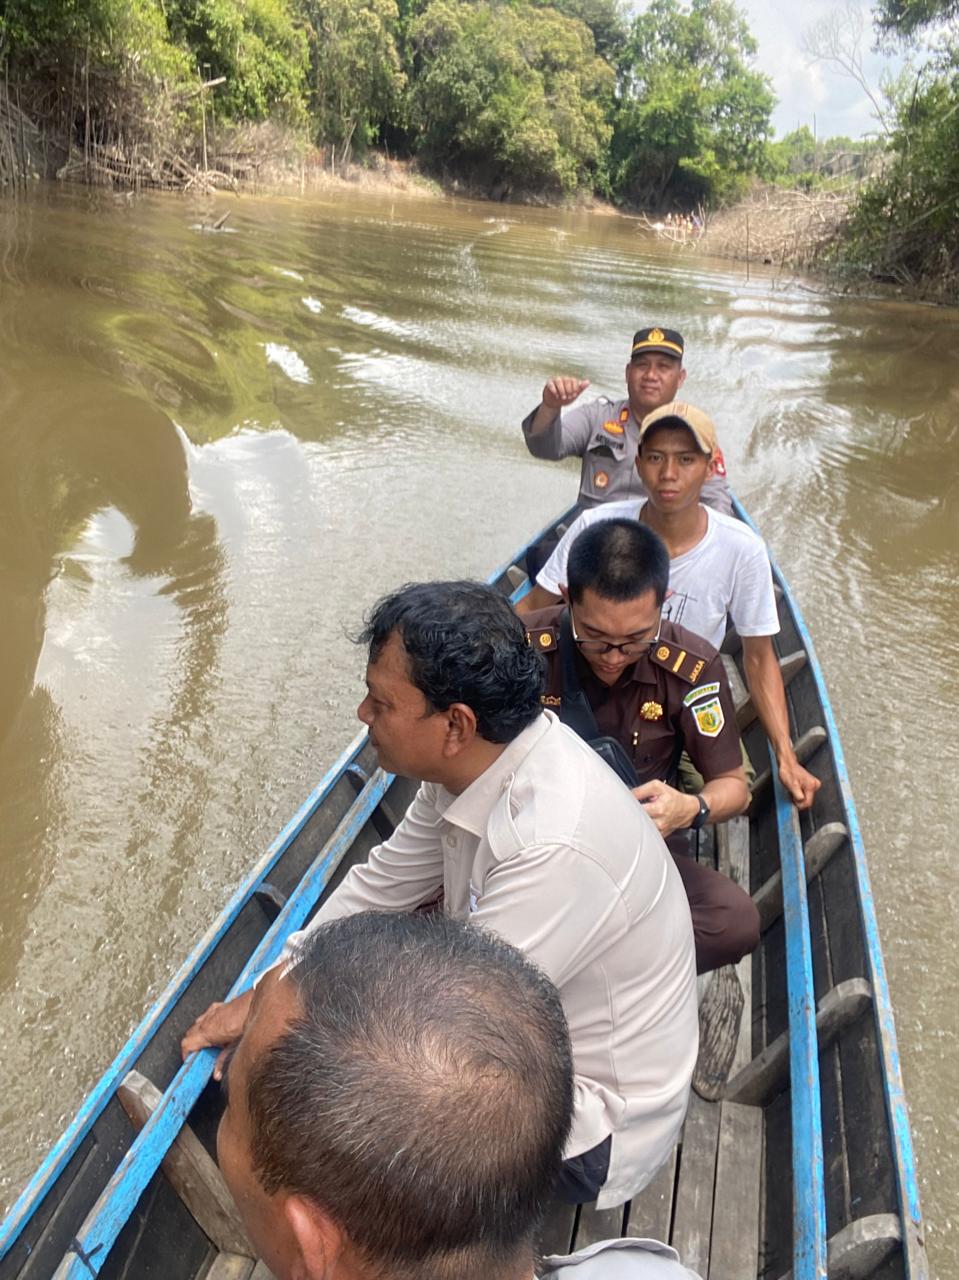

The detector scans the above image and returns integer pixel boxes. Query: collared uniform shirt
[525,611,742,789]
[522,396,732,514]
[281,712,698,1209]
[541,1237,703,1278]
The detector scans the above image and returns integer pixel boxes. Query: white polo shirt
[282,712,698,1209]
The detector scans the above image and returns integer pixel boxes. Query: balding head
[218,912,573,1280]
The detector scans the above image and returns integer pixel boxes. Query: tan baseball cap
[637,401,718,457]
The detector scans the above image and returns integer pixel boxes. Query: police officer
[524,516,760,974]
[522,326,732,515]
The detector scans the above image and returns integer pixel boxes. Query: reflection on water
[0,185,957,1267]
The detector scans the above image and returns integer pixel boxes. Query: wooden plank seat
[564,1098,762,1278]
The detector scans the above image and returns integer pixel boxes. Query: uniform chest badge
[594,470,609,489]
[692,696,725,737]
[640,701,664,721]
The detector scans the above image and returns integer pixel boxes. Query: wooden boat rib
[0,501,927,1280]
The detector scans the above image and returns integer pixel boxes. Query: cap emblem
[648,328,665,343]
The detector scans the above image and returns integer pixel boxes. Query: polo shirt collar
[440,711,553,838]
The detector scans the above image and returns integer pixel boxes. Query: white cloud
[735,0,899,139]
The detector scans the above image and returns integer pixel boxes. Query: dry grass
[699,186,854,272]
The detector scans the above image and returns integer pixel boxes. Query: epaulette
[526,627,558,653]
[649,640,709,685]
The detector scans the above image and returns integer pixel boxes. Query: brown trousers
[670,849,760,975]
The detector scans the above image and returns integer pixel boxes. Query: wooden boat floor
[539,821,763,1278]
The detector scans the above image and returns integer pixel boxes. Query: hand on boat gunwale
[180,984,256,1076]
[776,754,821,811]
[631,779,699,838]
[541,376,590,410]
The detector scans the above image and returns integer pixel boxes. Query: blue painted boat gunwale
[770,761,828,1280]
[55,767,392,1278]
[0,724,374,1264]
[738,498,927,1278]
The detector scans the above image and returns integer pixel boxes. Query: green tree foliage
[529,0,627,61]
[0,0,191,81]
[610,0,774,208]
[875,0,959,36]
[832,0,959,294]
[300,0,405,150]
[167,0,307,121]
[407,0,614,193]
[765,126,884,190]
[839,72,959,289]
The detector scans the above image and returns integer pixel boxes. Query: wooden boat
[0,501,927,1280]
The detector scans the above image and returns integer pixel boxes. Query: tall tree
[610,0,774,208]
[299,0,405,154]
[407,0,614,193]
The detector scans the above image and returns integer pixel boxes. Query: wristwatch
[690,794,711,831]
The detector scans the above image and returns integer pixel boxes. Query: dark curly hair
[358,581,545,743]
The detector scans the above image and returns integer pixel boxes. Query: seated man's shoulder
[523,602,565,635]
[707,506,766,552]
[650,620,721,685]
[541,1237,703,1279]
[566,498,642,539]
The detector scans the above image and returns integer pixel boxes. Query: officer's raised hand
[541,376,591,412]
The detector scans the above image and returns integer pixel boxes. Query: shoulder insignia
[692,696,725,738]
[527,627,557,652]
[619,406,629,422]
[541,694,562,707]
[650,641,711,684]
[683,681,720,707]
[602,419,625,435]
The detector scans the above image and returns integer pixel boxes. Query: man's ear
[443,702,478,756]
[704,453,716,479]
[677,366,687,389]
[558,584,570,606]
[284,1195,342,1280]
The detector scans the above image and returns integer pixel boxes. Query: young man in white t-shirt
[517,402,820,810]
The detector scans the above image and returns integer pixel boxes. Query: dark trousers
[525,535,560,584]
[670,848,760,975]
[555,1134,612,1204]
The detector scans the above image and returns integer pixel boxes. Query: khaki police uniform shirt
[524,610,742,790]
[522,396,732,514]
[280,711,698,1210]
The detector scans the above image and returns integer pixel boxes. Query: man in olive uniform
[523,517,759,974]
[521,326,732,515]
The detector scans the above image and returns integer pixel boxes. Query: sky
[736,0,900,140]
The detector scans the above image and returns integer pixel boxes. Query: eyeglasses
[570,611,662,658]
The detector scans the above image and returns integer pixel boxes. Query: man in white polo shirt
[517,403,820,810]
[184,580,698,1212]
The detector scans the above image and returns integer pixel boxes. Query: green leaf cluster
[609,0,775,207]
[407,0,613,192]
[2,0,781,203]
[833,0,959,293]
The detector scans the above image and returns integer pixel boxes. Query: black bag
[556,610,640,789]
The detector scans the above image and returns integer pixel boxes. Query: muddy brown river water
[0,184,956,1269]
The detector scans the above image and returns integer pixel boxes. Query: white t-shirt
[540,1237,703,1278]
[535,501,779,650]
